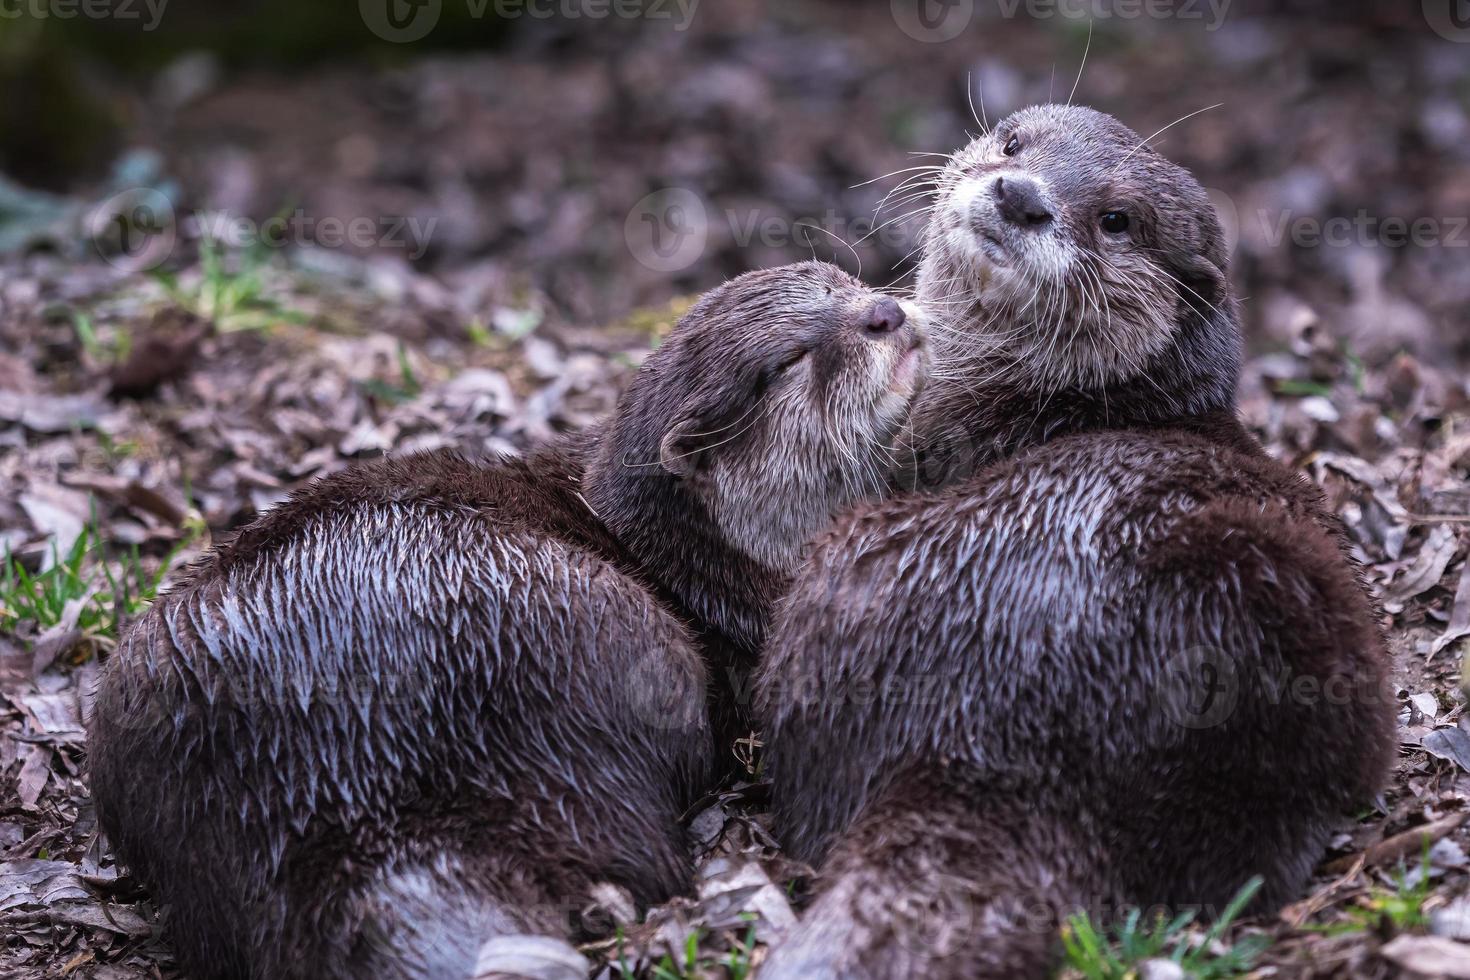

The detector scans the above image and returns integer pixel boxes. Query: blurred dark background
[1,0,1466,363]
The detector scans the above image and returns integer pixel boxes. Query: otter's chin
[887,302,929,400]
[887,345,923,387]
[975,232,1010,270]
[889,345,925,395]
[873,345,928,438]
[954,238,1010,296]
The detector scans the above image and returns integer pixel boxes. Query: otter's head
[587,262,924,648]
[917,104,1237,401]
[593,261,925,574]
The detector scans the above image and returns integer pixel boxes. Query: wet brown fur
[757,109,1396,978]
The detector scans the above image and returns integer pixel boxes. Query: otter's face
[918,104,1227,391]
[652,262,926,571]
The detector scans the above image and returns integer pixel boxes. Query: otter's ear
[659,415,711,477]
[1176,253,1228,310]
[659,368,765,476]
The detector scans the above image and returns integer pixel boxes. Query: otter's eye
[1100,211,1130,234]
[1003,135,1021,156]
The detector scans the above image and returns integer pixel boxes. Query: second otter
[88,262,925,980]
[758,107,1396,978]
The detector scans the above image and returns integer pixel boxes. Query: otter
[87,261,926,980]
[756,107,1396,978]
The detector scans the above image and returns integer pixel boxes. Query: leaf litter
[2,5,1470,978]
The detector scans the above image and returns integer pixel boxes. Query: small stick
[1321,811,1468,876]
[1279,853,1366,928]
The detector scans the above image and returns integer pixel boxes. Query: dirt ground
[3,2,1470,977]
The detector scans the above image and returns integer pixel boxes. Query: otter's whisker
[620,399,773,470]
[798,222,865,280]
[859,205,936,247]
[882,251,927,291]
[870,181,943,221]
[851,165,947,191]
[1067,19,1093,108]
[885,175,941,200]
[967,70,991,136]
[881,174,941,198]
[1131,247,1229,322]
[872,191,939,225]
[1112,102,1224,170]
[871,182,938,226]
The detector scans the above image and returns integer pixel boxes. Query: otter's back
[760,428,1394,909]
[89,450,711,980]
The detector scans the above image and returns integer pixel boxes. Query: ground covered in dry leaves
[3,4,1470,978]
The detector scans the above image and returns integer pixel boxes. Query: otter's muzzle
[992,176,1053,229]
[862,297,907,337]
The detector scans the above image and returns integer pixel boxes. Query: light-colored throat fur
[915,244,1182,399]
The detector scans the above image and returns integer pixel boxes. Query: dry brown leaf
[14,748,51,809]
[1424,728,1470,773]
[1384,525,1460,605]
[1380,935,1470,978]
[1433,561,1470,660]
[472,935,588,980]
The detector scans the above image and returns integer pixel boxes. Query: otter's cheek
[888,346,924,398]
[947,178,978,215]
[897,299,926,335]
[948,178,990,237]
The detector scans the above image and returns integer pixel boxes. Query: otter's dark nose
[993,176,1052,228]
[862,297,906,336]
